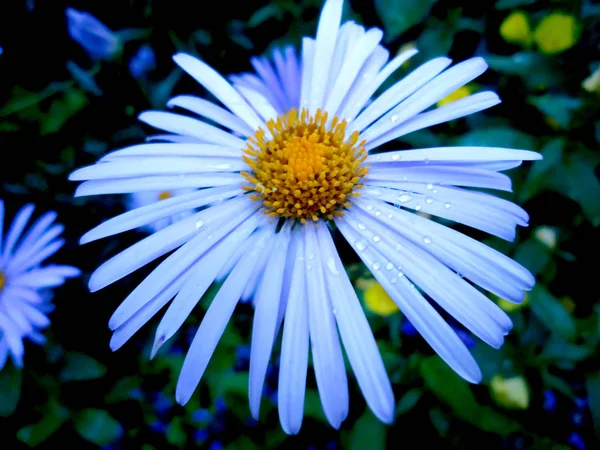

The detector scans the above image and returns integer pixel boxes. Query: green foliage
[73,409,123,446]
[375,0,438,41]
[0,364,22,417]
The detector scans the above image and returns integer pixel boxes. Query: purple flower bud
[129,44,156,79]
[66,8,119,60]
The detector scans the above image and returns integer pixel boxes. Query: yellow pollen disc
[242,108,368,223]
[0,271,5,291]
[158,191,173,201]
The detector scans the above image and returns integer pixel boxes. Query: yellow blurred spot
[545,116,561,129]
[437,85,473,108]
[500,11,533,47]
[561,297,576,313]
[534,12,580,55]
[364,281,399,317]
[158,191,173,201]
[0,271,5,291]
[582,65,600,93]
[491,375,530,410]
[496,293,529,312]
[398,42,417,68]
[534,226,558,250]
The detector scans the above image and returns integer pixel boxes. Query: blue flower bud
[543,390,556,412]
[129,44,156,79]
[568,432,585,450]
[66,8,119,60]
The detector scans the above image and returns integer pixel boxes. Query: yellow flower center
[158,191,173,201]
[0,271,5,292]
[242,109,368,223]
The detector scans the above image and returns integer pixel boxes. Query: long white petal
[1,204,34,263]
[100,143,242,161]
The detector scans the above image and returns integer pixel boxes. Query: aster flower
[129,44,157,79]
[70,0,540,433]
[0,201,80,370]
[127,188,196,233]
[66,7,119,60]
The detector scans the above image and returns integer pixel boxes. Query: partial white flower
[0,201,80,370]
[70,0,540,433]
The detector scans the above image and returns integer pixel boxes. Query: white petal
[308,0,343,113]
[366,146,542,164]
[316,225,394,423]
[300,38,315,111]
[173,53,265,131]
[138,111,245,148]
[336,218,482,383]
[235,85,279,122]
[278,228,309,435]
[250,56,287,113]
[175,227,274,405]
[1,204,34,263]
[6,224,64,274]
[100,143,242,161]
[167,96,254,136]
[304,223,349,429]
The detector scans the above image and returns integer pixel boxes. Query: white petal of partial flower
[308,0,343,113]
[316,225,394,423]
[361,57,488,143]
[146,134,203,144]
[242,235,276,301]
[1,204,34,263]
[324,22,359,97]
[167,95,254,136]
[138,111,245,148]
[81,186,243,244]
[325,28,383,116]
[74,173,242,197]
[300,38,315,111]
[250,56,287,113]
[0,200,4,256]
[336,218,482,383]
[304,223,349,429]
[2,286,43,305]
[249,229,291,419]
[173,53,265,131]
[367,165,513,191]
[11,211,57,257]
[5,225,64,274]
[0,308,25,366]
[366,146,542,164]
[175,228,274,405]
[278,228,309,435]
[152,216,266,356]
[350,57,452,133]
[365,92,500,150]
[7,239,65,276]
[341,47,418,122]
[236,85,279,122]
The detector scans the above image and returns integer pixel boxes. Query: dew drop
[366,204,373,211]
[391,154,399,161]
[398,194,412,203]
[398,271,404,278]
[358,223,366,230]
[308,253,314,261]
[326,258,340,275]
[355,239,367,251]
[195,220,205,229]
[214,163,231,170]
[445,202,452,209]
[426,197,433,204]
[390,277,397,284]
[391,115,399,123]
[423,236,432,245]
[306,264,312,271]
[387,213,393,219]
[372,261,381,271]
[207,234,213,240]
[415,204,422,211]
[424,157,430,164]
[332,308,338,316]
[426,184,434,190]
[386,262,394,271]
[375,211,381,217]
[372,235,381,243]
[402,176,408,181]
[368,188,382,196]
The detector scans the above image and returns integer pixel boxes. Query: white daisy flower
[0,201,80,370]
[127,189,197,233]
[70,0,540,433]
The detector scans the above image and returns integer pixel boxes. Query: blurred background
[0,0,599,448]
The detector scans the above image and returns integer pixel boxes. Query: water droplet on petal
[214,163,231,170]
[358,223,366,230]
[426,197,433,204]
[391,115,399,123]
[368,188,382,196]
[375,210,381,217]
[426,184,433,190]
[372,261,381,270]
[390,277,397,284]
[423,236,432,244]
[372,235,381,243]
[445,202,452,209]
[308,253,314,261]
[355,239,367,251]
[306,264,312,271]
[332,308,338,315]
[366,204,373,211]
[386,262,394,271]
[392,154,399,161]
[387,213,393,219]
[398,194,412,203]
[398,271,404,278]
[415,204,422,211]
[195,220,205,229]
[207,234,213,240]
[326,258,340,276]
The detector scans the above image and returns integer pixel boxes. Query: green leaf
[349,410,386,450]
[0,363,22,417]
[166,417,186,446]
[586,372,600,438]
[496,0,538,8]
[415,10,461,60]
[395,388,423,416]
[73,409,123,446]
[520,138,564,202]
[540,335,593,362]
[513,239,551,276]
[60,352,107,381]
[17,399,69,447]
[106,376,143,403]
[486,52,563,90]
[453,125,536,150]
[562,149,600,226]
[374,0,438,41]
[421,357,519,435]
[41,88,88,135]
[304,389,327,423]
[529,286,576,340]
[528,94,583,129]
[248,4,284,27]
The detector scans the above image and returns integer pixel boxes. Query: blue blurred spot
[209,441,224,450]
[568,432,585,450]
[401,319,417,336]
[571,411,584,426]
[454,329,476,349]
[574,397,588,410]
[326,441,338,450]
[153,391,174,415]
[234,345,250,371]
[244,417,258,428]
[215,397,227,414]
[194,429,210,443]
[129,44,156,79]
[150,420,166,433]
[65,8,119,60]
[129,388,143,401]
[192,408,212,423]
[543,390,556,412]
